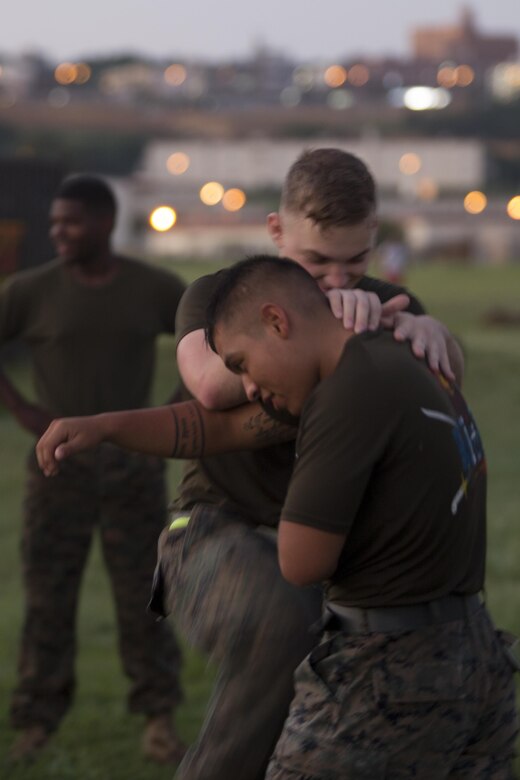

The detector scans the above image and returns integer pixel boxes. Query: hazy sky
[2,0,519,63]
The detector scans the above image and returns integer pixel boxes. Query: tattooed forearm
[242,410,296,446]
[169,402,205,457]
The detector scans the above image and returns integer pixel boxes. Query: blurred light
[437,66,457,88]
[402,86,451,110]
[75,63,92,85]
[200,182,224,206]
[292,66,314,89]
[327,89,354,109]
[417,178,439,201]
[406,217,431,251]
[164,64,187,86]
[399,153,422,175]
[48,88,70,108]
[280,86,301,107]
[185,74,205,98]
[506,196,520,220]
[222,189,246,212]
[348,64,369,86]
[455,65,474,87]
[464,191,487,215]
[0,65,3,79]
[54,62,78,85]
[491,63,520,101]
[166,152,190,175]
[150,207,177,231]
[324,65,347,88]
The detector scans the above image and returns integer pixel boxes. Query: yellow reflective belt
[169,515,190,532]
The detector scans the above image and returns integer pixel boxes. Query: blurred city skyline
[2,0,519,63]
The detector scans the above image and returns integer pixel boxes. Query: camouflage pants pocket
[266,638,388,780]
[372,657,469,758]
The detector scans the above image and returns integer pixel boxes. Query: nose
[243,376,260,402]
[323,265,349,290]
[50,223,64,242]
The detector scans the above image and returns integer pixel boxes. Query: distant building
[139,137,485,193]
[412,7,517,67]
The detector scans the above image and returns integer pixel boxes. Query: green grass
[0,259,519,777]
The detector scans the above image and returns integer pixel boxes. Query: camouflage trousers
[266,604,518,780]
[10,446,183,734]
[151,503,323,780]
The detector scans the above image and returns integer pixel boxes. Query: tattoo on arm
[169,402,205,457]
[242,410,296,446]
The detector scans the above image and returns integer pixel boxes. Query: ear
[266,212,284,249]
[260,303,290,339]
[100,213,115,239]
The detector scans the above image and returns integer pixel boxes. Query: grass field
[0,259,519,778]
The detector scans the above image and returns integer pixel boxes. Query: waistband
[325,593,483,635]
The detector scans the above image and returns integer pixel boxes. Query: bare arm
[330,292,464,384]
[391,313,465,385]
[36,400,297,476]
[0,369,53,436]
[277,520,346,586]
[177,329,247,410]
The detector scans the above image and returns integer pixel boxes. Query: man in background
[0,175,186,764]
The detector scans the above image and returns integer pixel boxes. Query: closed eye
[225,360,244,375]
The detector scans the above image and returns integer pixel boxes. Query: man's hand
[326,289,410,333]
[36,416,107,476]
[390,313,459,381]
[14,402,54,438]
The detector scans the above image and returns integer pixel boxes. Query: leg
[99,448,184,761]
[157,506,322,780]
[447,613,518,779]
[267,609,518,780]
[10,453,96,738]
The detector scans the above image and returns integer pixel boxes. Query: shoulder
[176,271,226,338]
[304,331,408,423]
[120,256,182,283]
[1,259,64,297]
[120,256,185,294]
[182,271,226,305]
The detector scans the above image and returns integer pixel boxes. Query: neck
[318,319,353,381]
[68,250,120,286]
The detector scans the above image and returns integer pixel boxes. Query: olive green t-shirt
[173,272,425,526]
[282,330,486,607]
[0,257,185,416]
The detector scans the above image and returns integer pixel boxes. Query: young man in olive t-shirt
[206,255,518,780]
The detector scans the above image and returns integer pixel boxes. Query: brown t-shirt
[173,272,425,526]
[0,257,185,415]
[283,330,486,607]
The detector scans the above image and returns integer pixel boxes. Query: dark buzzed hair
[54,174,117,218]
[281,148,376,228]
[206,254,328,352]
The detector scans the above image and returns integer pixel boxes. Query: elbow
[278,556,323,587]
[181,372,224,410]
[195,385,227,411]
